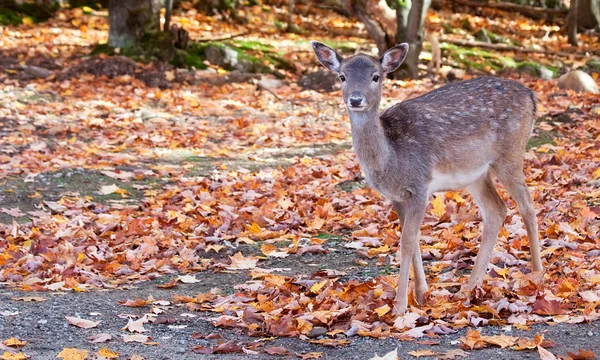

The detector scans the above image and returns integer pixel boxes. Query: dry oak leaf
[2,338,26,347]
[0,352,28,360]
[227,252,259,270]
[87,333,112,343]
[369,348,398,360]
[56,348,88,360]
[97,348,119,359]
[65,316,100,329]
[566,349,597,359]
[409,350,437,358]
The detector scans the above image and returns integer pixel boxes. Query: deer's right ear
[311,41,343,73]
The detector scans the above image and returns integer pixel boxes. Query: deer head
[310,41,408,112]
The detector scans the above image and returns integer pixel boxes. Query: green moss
[516,61,557,79]
[441,43,518,72]
[0,8,22,26]
[296,39,360,53]
[587,59,600,73]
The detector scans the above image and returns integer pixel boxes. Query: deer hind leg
[392,198,427,315]
[494,166,543,272]
[393,201,428,305]
[467,172,508,288]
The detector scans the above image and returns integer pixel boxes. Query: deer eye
[372,75,380,82]
[339,75,346,82]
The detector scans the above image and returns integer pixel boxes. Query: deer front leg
[393,197,427,315]
[393,201,427,305]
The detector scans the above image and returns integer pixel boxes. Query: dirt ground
[2,266,600,359]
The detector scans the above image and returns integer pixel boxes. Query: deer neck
[348,107,390,171]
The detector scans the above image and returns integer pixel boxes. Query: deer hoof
[415,287,428,305]
[392,302,407,316]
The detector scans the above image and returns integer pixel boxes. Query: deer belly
[427,165,490,194]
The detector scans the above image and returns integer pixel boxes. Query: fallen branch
[432,0,568,19]
[197,32,250,42]
[440,38,589,58]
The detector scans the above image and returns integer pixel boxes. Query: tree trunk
[568,0,579,46]
[350,0,393,53]
[164,0,172,32]
[396,0,412,43]
[108,0,162,48]
[577,0,600,30]
[403,0,431,78]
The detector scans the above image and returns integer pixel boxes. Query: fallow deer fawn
[310,41,543,315]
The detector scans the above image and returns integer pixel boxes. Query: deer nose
[349,92,364,107]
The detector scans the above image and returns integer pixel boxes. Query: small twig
[196,32,250,42]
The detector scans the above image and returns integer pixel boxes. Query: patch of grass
[527,129,556,150]
[314,233,343,241]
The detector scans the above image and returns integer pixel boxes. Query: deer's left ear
[381,43,408,74]
[311,41,343,73]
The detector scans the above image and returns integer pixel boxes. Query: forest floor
[1,2,600,360]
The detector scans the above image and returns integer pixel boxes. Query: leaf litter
[0,1,599,360]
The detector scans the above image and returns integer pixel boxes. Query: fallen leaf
[437,349,470,359]
[431,195,446,218]
[538,346,558,360]
[122,316,149,333]
[56,348,88,360]
[97,348,119,359]
[227,252,259,270]
[566,349,597,359]
[122,334,151,343]
[99,184,129,196]
[65,316,101,329]
[177,275,200,284]
[308,339,350,347]
[2,338,27,347]
[11,297,46,302]
[370,348,398,360]
[0,352,28,360]
[481,334,519,348]
[264,346,292,355]
[87,333,112,343]
[408,350,437,357]
[156,279,178,288]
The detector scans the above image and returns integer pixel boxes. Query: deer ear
[311,41,343,73]
[381,43,408,74]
